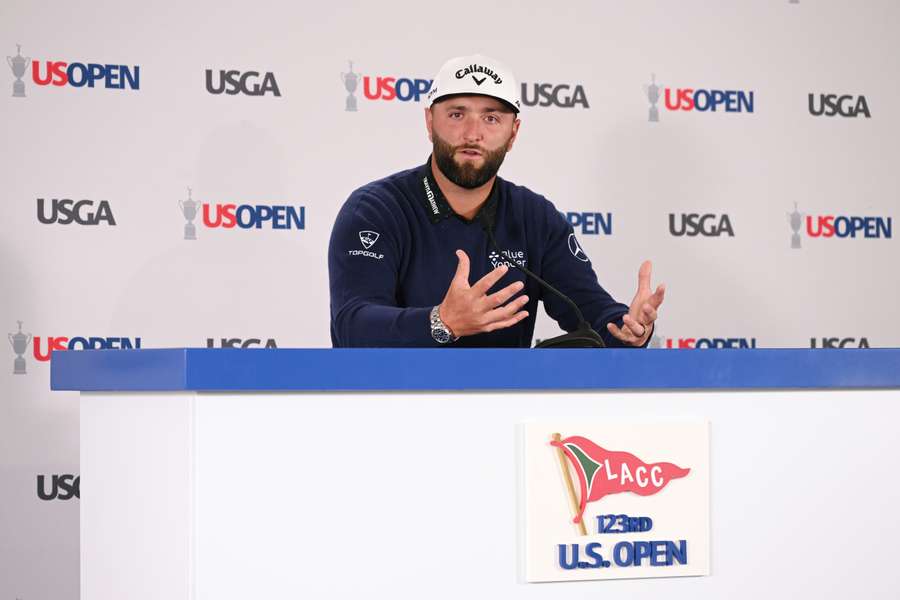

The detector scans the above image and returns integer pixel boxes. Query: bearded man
[328,54,664,347]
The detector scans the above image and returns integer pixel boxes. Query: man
[329,54,664,348]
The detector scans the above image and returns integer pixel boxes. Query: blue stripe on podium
[50,348,900,391]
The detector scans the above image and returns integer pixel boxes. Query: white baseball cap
[426,54,521,113]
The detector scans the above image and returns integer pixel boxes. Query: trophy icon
[7,44,30,98]
[643,73,661,122]
[179,187,200,240]
[788,202,804,249]
[340,60,359,112]
[8,320,32,375]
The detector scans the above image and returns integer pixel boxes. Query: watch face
[432,326,451,344]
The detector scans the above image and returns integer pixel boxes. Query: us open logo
[524,421,709,582]
[8,43,140,97]
[552,432,693,571]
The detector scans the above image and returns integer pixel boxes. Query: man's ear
[425,107,434,142]
[506,118,521,152]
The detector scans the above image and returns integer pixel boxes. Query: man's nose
[461,115,484,143]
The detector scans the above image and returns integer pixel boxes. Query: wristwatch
[430,305,458,344]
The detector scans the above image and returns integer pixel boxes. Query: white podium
[53,348,900,599]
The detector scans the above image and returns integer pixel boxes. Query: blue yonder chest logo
[489,248,527,268]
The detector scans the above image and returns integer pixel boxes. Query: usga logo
[808,93,871,118]
[205,69,281,97]
[668,213,734,237]
[7,43,139,97]
[521,83,589,108]
[644,74,753,121]
[563,212,612,236]
[810,337,870,349]
[788,203,891,248]
[650,334,757,349]
[206,338,278,348]
[37,474,80,500]
[37,198,116,226]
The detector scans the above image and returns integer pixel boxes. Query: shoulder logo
[568,233,589,262]
[359,230,379,249]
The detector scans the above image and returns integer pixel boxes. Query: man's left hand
[607,260,665,347]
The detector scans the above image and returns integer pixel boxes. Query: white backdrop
[2,1,899,597]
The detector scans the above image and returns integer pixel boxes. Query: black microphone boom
[479,211,605,348]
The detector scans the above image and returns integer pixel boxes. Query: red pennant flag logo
[551,434,690,527]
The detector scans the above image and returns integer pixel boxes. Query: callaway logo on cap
[426,54,521,112]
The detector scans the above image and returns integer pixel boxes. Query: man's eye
[449,112,462,119]
[485,115,499,124]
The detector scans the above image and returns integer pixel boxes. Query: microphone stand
[479,212,605,348]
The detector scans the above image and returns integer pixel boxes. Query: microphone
[479,210,605,348]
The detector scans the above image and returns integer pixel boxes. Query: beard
[432,131,511,189]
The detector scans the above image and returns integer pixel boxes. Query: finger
[484,294,530,322]
[484,310,529,333]
[622,314,647,338]
[452,250,471,287]
[472,264,509,295]
[649,283,666,309]
[640,304,658,324]
[637,260,652,293]
[482,280,525,309]
[607,322,637,344]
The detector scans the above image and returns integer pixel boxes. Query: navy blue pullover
[329,159,636,348]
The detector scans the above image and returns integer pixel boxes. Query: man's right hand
[438,249,530,338]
